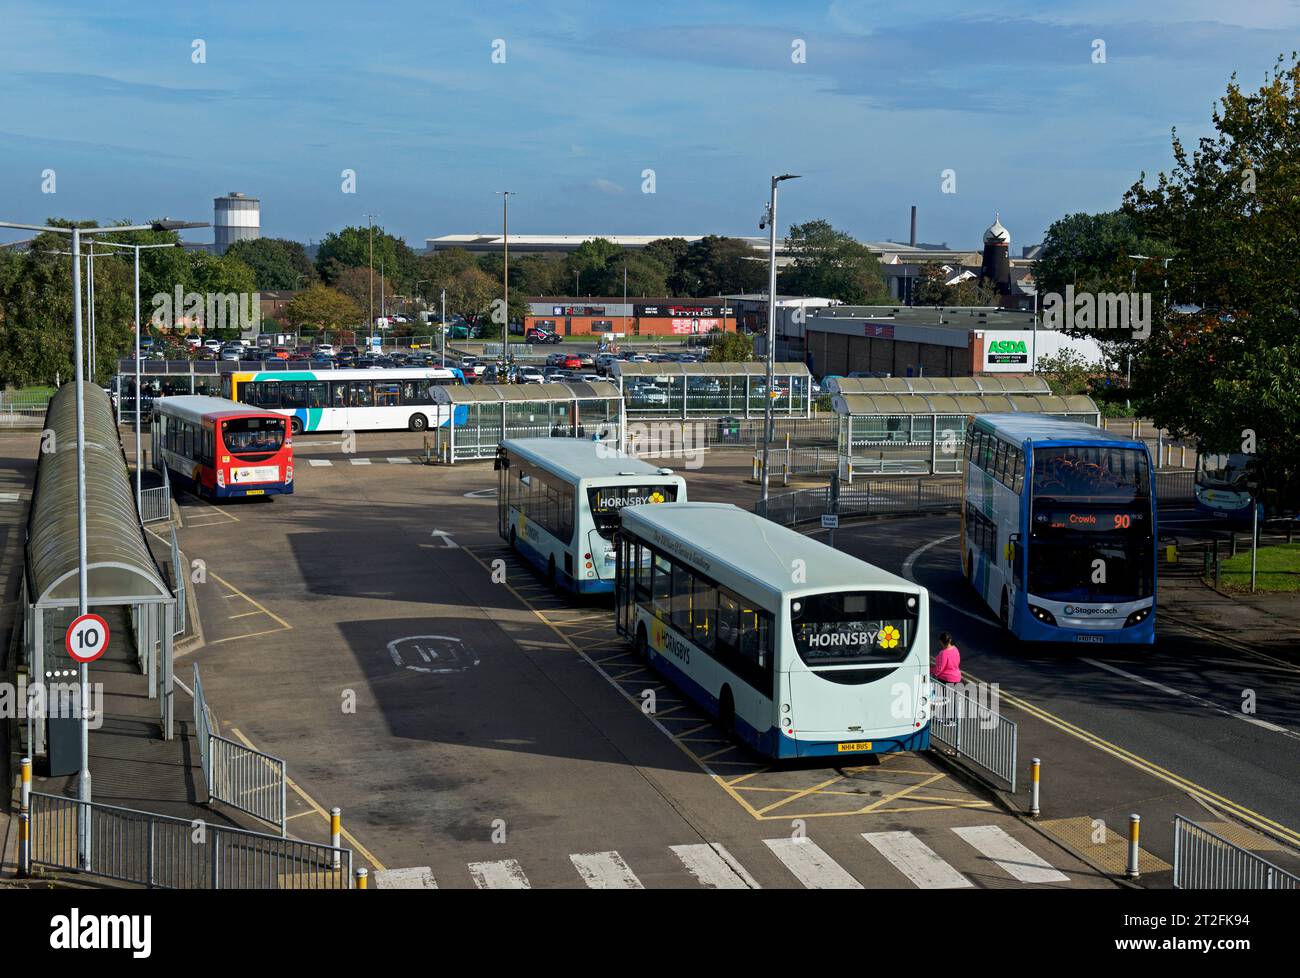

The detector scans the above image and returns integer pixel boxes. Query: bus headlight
[285,464,293,483]
[216,469,225,488]
[1124,608,1150,627]
[1029,604,1057,626]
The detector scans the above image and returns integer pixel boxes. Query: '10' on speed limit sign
[66,613,110,663]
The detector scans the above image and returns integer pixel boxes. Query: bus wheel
[635,624,650,660]
[1000,589,1010,630]
[290,417,303,435]
[717,686,737,742]
[409,413,428,431]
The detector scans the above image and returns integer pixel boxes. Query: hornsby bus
[153,396,293,499]
[495,437,686,593]
[962,414,1156,644]
[221,367,466,434]
[615,502,931,759]
[1194,451,1260,524]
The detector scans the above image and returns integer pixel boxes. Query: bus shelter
[430,381,624,463]
[611,362,812,419]
[833,389,1100,479]
[13,384,178,764]
[822,375,1056,396]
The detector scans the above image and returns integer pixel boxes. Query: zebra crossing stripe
[306,459,332,467]
[861,831,972,889]
[374,866,438,889]
[764,838,862,889]
[570,851,644,889]
[468,859,531,889]
[670,844,761,889]
[952,825,1069,884]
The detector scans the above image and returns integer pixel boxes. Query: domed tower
[980,213,1011,294]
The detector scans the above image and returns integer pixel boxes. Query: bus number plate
[245,489,265,495]
[837,741,872,752]
[1073,635,1104,644]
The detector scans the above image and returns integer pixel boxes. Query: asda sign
[986,338,1028,365]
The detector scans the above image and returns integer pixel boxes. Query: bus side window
[671,561,693,634]
[308,382,328,409]
[349,382,374,407]
[716,590,741,657]
[651,554,672,617]
[692,577,716,651]
[331,382,348,408]
[1011,449,1024,493]
[635,543,652,599]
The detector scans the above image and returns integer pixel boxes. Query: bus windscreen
[1032,447,1149,500]
[221,417,286,456]
[789,591,920,666]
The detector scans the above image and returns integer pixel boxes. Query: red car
[562,353,582,370]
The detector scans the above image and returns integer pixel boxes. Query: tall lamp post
[496,192,515,364]
[758,174,799,512]
[92,239,184,512]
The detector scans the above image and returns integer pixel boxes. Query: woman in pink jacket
[932,631,962,685]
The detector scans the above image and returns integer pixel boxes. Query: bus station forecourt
[5,364,1299,894]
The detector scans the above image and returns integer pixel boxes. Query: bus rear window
[790,591,920,666]
[222,417,285,456]
[587,484,678,539]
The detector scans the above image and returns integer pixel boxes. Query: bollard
[1029,757,1041,817]
[1165,542,1177,565]
[19,812,30,877]
[20,756,31,813]
[331,807,342,869]
[1127,814,1141,879]
[355,867,368,890]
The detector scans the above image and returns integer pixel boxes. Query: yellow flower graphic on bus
[878,625,901,649]
[649,491,666,504]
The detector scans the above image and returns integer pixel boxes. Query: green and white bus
[495,438,686,594]
[615,502,931,759]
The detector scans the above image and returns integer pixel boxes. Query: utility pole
[440,287,447,367]
[758,173,799,511]
[497,191,515,363]
[365,213,378,332]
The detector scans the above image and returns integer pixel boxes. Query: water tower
[213,191,260,254]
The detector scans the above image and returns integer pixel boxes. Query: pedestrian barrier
[929,682,1018,792]
[1172,816,1300,889]
[170,526,187,636]
[193,664,287,835]
[24,791,349,888]
[758,479,964,526]
[0,392,51,428]
[139,465,171,523]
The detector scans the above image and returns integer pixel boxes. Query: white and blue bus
[615,502,931,759]
[1194,452,1260,525]
[962,414,1156,644]
[221,367,466,434]
[495,438,686,594]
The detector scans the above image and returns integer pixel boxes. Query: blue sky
[0,0,1294,251]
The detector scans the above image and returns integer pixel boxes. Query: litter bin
[717,416,741,444]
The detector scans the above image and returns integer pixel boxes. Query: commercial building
[804,305,1106,378]
[523,297,737,337]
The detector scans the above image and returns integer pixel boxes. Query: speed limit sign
[66,613,110,663]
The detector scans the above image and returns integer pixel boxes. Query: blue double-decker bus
[962,414,1156,645]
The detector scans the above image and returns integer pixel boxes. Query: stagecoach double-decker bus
[495,437,686,593]
[221,367,466,434]
[962,414,1156,644]
[615,502,931,759]
[153,395,293,499]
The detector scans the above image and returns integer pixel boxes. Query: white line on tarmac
[862,831,972,889]
[764,838,861,889]
[569,851,644,889]
[952,825,1068,884]
[1081,657,1300,741]
[670,844,761,889]
[469,859,531,889]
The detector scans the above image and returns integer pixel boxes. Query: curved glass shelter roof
[431,381,621,404]
[832,391,1098,417]
[26,383,171,607]
[824,375,1052,396]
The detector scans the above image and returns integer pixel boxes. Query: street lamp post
[0,218,205,870]
[440,288,447,367]
[496,192,515,363]
[758,174,799,512]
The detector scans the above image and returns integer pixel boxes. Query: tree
[1032,211,1172,297]
[331,266,397,318]
[1036,348,1098,395]
[642,237,689,282]
[779,220,888,303]
[708,330,754,362]
[1123,53,1300,509]
[316,225,417,293]
[283,284,362,328]
[674,236,765,296]
[225,238,317,290]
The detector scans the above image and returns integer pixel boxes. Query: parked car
[578,353,596,367]
[561,353,582,370]
[219,347,242,362]
[183,336,202,349]
[526,328,562,344]
[514,366,545,384]
[269,347,291,360]
[204,339,222,352]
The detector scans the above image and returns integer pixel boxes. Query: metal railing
[25,792,350,888]
[0,393,51,428]
[171,526,187,635]
[1173,816,1300,889]
[193,664,286,834]
[139,465,171,523]
[929,682,1018,792]
[758,479,965,526]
